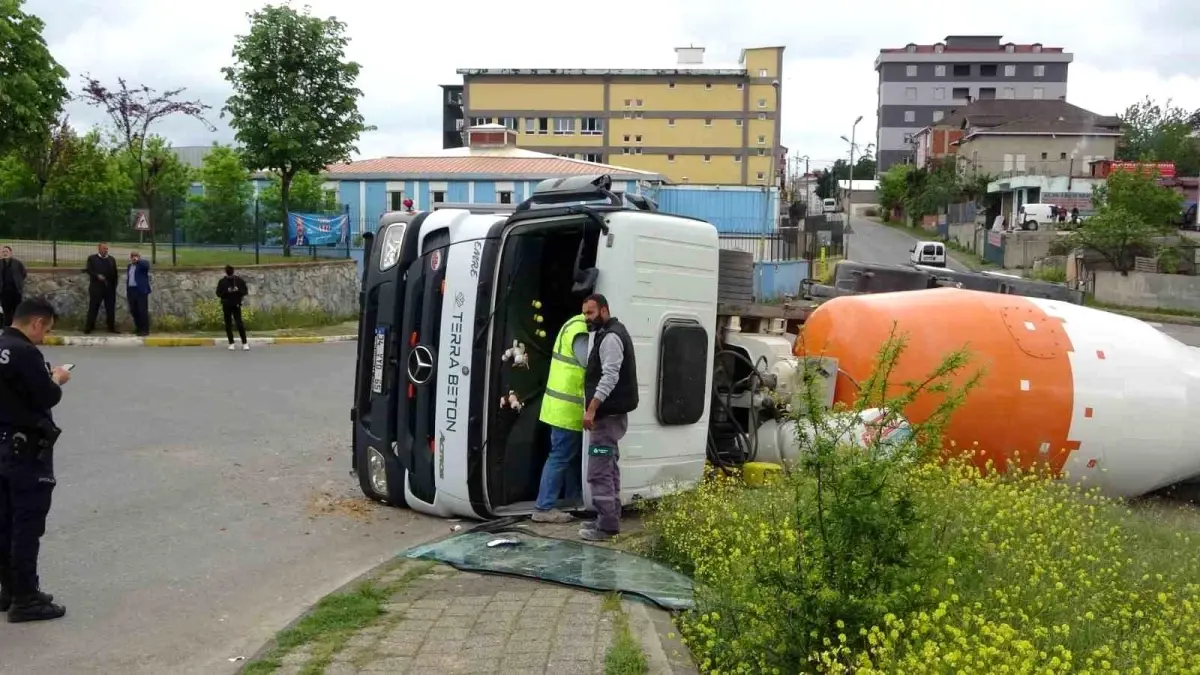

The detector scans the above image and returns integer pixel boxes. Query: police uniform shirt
[0,327,62,431]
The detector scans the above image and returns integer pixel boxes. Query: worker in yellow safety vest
[531,312,590,523]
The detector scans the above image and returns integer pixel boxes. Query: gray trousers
[587,414,628,533]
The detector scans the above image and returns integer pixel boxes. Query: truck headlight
[367,446,389,497]
[378,224,406,272]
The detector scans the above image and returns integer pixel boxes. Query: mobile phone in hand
[61,363,75,372]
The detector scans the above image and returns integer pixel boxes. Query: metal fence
[719,231,803,262]
[1,197,357,267]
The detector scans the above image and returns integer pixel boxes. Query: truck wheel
[718,249,754,305]
[1026,221,1039,231]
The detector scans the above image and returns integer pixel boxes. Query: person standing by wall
[0,247,27,328]
[0,297,71,622]
[579,294,639,542]
[216,265,250,351]
[531,311,589,523]
[83,242,118,334]
[125,251,152,336]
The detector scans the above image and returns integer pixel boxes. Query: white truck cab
[351,176,718,520]
[909,240,946,268]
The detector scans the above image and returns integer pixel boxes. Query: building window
[635,135,642,143]
[703,155,711,163]
[903,133,915,143]
[667,118,675,126]
[472,117,487,126]
[934,43,944,53]
[935,65,946,77]
[1003,154,1013,171]
[1032,44,1043,53]
[953,64,970,77]
[667,154,675,162]
[1004,64,1016,77]
[622,112,631,119]
[704,118,713,127]
[524,118,536,134]
[1033,87,1045,99]
[758,68,768,77]
[623,134,630,142]
[447,91,462,105]
[1015,154,1027,171]
[498,191,513,204]
[534,117,549,134]
[668,81,675,88]
[1003,87,1015,99]
[733,155,742,162]
[582,117,603,135]
[1005,43,1015,53]
[934,87,946,100]
[432,190,446,204]
[735,119,743,126]
[455,118,464,131]
[952,87,970,100]
[978,87,996,100]
[634,112,644,119]
[553,117,574,135]
[1040,152,1048,160]
[736,82,744,90]
[756,148,766,156]
[622,148,630,155]
[705,83,713,90]
[756,172,766,181]
[500,117,516,130]
[980,64,998,77]
[905,87,917,101]
[906,65,917,77]
[757,134,766,145]
[905,43,916,53]
[904,110,915,123]
[1033,65,1045,77]
[932,110,944,122]
[583,153,603,163]
[634,148,643,155]
[635,98,643,107]
[757,98,767,108]
[624,99,631,107]
[758,113,766,120]
[1060,152,1068,160]
[389,191,405,211]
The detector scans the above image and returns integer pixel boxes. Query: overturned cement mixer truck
[349,174,1200,522]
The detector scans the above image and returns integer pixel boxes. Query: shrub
[1031,265,1067,283]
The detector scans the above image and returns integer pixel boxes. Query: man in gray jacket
[0,247,27,329]
[579,294,639,542]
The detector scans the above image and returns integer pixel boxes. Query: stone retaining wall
[24,259,359,322]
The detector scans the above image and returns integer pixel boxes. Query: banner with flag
[287,212,350,246]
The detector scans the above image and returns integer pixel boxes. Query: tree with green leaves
[1067,168,1183,272]
[222,3,371,255]
[1117,97,1200,176]
[0,0,69,157]
[114,135,192,239]
[183,145,253,244]
[877,164,913,220]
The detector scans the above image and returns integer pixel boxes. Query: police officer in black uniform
[0,297,70,622]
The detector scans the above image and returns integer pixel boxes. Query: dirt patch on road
[305,488,380,522]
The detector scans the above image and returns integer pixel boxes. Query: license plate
[371,328,386,394]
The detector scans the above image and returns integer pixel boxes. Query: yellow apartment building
[456,46,785,185]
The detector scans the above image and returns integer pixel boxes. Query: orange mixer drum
[794,288,1200,497]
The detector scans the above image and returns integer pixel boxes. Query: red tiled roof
[881,44,1065,54]
[324,155,652,177]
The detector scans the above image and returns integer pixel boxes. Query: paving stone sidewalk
[268,560,697,675]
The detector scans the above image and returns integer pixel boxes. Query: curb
[44,334,358,348]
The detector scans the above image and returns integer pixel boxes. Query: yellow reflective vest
[539,314,589,431]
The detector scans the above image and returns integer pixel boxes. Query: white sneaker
[242,343,251,351]
[228,343,236,351]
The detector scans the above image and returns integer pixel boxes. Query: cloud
[23,0,1200,172]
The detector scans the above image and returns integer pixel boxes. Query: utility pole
[843,116,863,259]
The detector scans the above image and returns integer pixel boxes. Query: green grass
[602,593,649,675]
[241,560,434,675]
[7,238,337,267]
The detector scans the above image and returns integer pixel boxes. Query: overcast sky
[26,0,1200,172]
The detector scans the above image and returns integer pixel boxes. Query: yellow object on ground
[742,462,783,488]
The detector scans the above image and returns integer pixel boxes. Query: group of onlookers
[1,242,252,349]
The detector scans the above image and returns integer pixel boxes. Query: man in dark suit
[0,246,27,328]
[83,242,118,334]
[125,251,152,336]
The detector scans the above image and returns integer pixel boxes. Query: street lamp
[843,115,863,258]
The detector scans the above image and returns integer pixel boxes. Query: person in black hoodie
[215,266,250,351]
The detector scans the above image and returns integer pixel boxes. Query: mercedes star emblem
[407,345,435,385]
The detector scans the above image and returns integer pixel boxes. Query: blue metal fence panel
[753,260,811,301]
[653,186,778,233]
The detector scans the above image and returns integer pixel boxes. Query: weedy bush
[647,329,1200,674]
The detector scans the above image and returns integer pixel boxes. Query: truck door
[352,214,425,506]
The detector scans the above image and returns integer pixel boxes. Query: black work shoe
[0,589,54,612]
[7,596,66,623]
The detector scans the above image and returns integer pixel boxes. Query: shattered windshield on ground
[402,528,694,611]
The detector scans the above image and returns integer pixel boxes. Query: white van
[1017,203,1055,230]
[822,198,838,213]
[909,240,946,267]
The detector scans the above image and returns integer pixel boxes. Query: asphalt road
[845,215,972,272]
[0,343,447,675]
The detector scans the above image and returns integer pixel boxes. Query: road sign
[131,209,151,231]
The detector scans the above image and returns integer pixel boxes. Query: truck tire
[718,249,754,305]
